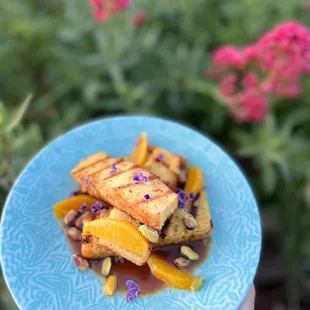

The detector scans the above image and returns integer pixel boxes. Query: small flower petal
[144,194,150,200]
[189,192,197,200]
[126,280,138,291]
[84,177,90,186]
[69,190,79,197]
[156,153,164,161]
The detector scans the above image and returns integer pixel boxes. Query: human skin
[239,285,255,310]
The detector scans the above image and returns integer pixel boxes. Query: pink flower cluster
[89,0,130,23]
[208,21,310,123]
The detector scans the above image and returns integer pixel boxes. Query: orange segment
[184,166,204,196]
[54,195,98,219]
[130,132,148,166]
[147,254,195,290]
[83,218,150,265]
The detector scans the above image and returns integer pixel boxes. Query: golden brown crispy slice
[145,147,183,191]
[155,190,213,247]
[71,153,178,230]
[81,190,213,259]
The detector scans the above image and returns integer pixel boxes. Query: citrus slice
[83,218,150,266]
[148,253,200,290]
[54,195,98,219]
[184,166,204,196]
[130,132,148,166]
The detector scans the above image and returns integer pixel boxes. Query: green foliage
[0,0,310,307]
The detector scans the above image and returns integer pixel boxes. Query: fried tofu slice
[155,190,213,247]
[145,147,183,191]
[81,190,213,259]
[71,153,178,230]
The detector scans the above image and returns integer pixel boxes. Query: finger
[239,285,256,310]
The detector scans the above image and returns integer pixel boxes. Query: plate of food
[0,116,261,310]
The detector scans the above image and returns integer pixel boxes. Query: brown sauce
[66,232,211,295]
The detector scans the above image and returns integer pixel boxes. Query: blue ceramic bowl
[0,116,261,310]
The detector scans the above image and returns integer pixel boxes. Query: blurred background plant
[0,0,310,309]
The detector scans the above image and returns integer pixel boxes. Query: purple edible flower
[178,189,188,209]
[78,203,88,214]
[90,201,104,214]
[178,189,188,203]
[69,190,79,197]
[126,280,138,291]
[110,163,117,174]
[84,177,90,186]
[179,201,186,209]
[189,192,197,201]
[126,280,139,302]
[132,171,148,184]
[156,153,164,161]
[144,194,151,200]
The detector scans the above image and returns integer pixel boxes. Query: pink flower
[232,92,268,123]
[89,0,131,23]
[133,11,147,27]
[257,21,310,77]
[213,46,246,69]
[243,45,259,63]
[219,73,237,96]
[242,71,258,88]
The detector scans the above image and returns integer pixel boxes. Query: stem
[281,184,302,309]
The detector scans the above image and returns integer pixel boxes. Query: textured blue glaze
[0,116,261,310]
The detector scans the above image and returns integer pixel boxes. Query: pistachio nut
[72,254,89,271]
[67,227,82,241]
[174,257,191,268]
[103,275,118,296]
[183,213,197,230]
[64,210,79,226]
[138,225,159,243]
[75,211,92,229]
[101,257,112,277]
[180,245,199,261]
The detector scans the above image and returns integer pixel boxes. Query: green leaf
[0,102,8,128]
[6,94,33,134]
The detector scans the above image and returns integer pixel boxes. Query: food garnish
[64,210,79,226]
[132,171,148,184]
[180,246,199,261]
[178,189,188,209]
[183,213,197,230]
[156,153,164,161]
[138,225,159,243]
[104,275,118,296]
[184,166,204,196]
[83,218,150,265]
[174,257,191,268]
[126,280,139,302]
[53,195,98,219]
[130,131,148,166]
[78,203,88,214]
[90,201,104,214]
[75,211,92,229]
[67,227,82,241]
[69,190,80,197]
[84,177,90,186]
[101,257,112,277]
[73,254,89,271]
[143,194,151,200]
[110,163,117,174]
[190,276,204,291]
[147,254,200,290]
